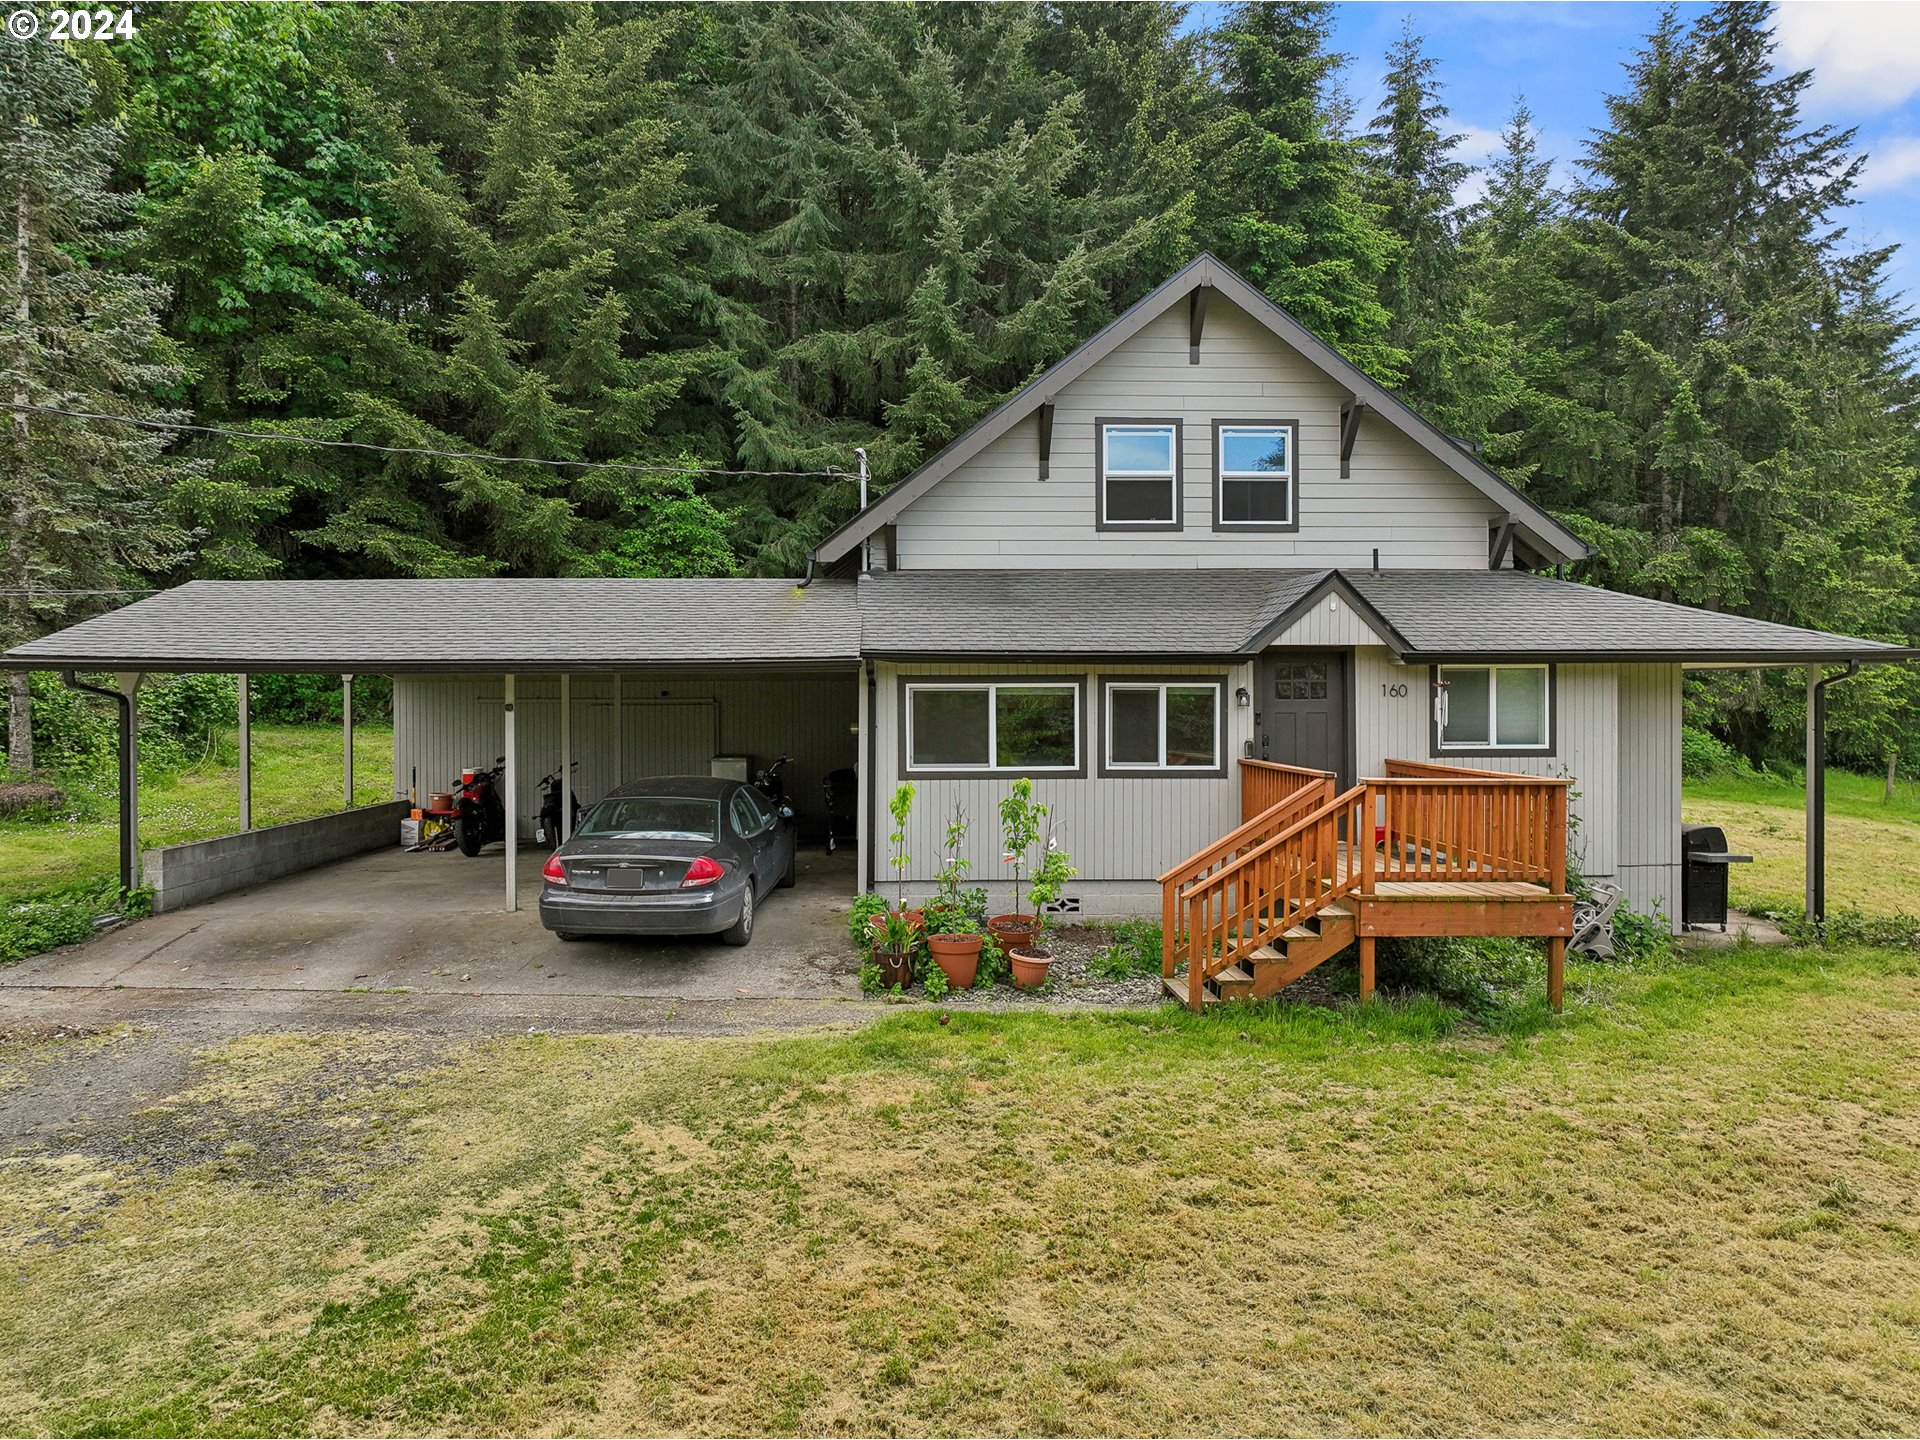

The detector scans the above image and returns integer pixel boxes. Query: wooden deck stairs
[1160,759,1575,1013]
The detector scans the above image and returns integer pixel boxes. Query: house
[6,255,1911,1008]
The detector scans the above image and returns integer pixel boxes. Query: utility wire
[2,400,846,480]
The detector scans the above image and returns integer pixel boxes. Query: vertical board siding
[1350,650,1621,884]
[872,660,1255,894]
[393,672,857,839]
[891,299,1503,571]
[1615,663,1683,931]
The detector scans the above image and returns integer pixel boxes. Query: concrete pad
[1,844,865,1003]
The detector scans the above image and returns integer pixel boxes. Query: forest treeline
[0,1,1915,769]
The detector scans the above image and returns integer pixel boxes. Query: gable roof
[1,579,862,673]
[812,253,1591,568]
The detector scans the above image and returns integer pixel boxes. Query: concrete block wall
[143,801,410,914]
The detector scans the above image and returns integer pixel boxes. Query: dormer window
[1097,419,1181,531]
[1214,420,1297,530]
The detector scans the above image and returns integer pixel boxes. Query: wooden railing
[1160,758,1571,1006]
[1241,758,1336,823]
[1369,761,1569,893]
[1173,783,1369,1007]
[1160,761,1336,976]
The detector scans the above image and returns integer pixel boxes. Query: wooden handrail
[1241,758,1337,823]
[1369,775,1569,889]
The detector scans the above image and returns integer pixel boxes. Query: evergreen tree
[1195,1,1401,379]
[1465,99,1559,260]
[0,35,190,771]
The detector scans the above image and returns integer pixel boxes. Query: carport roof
[1,578,863,672]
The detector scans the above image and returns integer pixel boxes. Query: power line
[2,400,847,480]
[0,588,159,596]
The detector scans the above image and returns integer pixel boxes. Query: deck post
[1547,936,1565,1012]
[1358,935,1375,1002]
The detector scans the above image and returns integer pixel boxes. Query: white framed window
[1435,665,1553,752]
[1103,680,1224,775]
[1214,420,1296,529]
[1098,420,1180,528]
[905,681,1081,774]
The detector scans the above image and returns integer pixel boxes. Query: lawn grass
[2,942,1917,1435]
[1684,768,1920,917]
[0,725,394,902]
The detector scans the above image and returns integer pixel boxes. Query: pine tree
[0,35,191,771]
[1196,1,1401,379]
[1466,99,1558,260]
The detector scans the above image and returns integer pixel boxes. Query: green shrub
[248,674,392,725]
[1375,935,1542,1015]
[1681,725,1749,779]
[1780,906,1920,950]
[848,892,888,949]
[1090,918,1162,979]
[0,879,151,967]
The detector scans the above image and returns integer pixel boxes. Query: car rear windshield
[576,796,719,841]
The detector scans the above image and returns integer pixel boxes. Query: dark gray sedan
[537,776,796,944]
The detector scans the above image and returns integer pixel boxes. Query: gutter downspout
[61,671,136,893]
[865,659,877,895]
[1807,660,1863,931]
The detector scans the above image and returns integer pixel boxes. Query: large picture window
[1098,420,1180,529]
[1214,420,1297,529]
[905,681,1081,774]
[1435,665,1553,752]
[1103,680,1224,775]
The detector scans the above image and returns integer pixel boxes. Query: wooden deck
[1160,760,1574,1012]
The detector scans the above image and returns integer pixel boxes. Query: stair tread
[1211,964,1253,987]
[1162,975,1217,1006]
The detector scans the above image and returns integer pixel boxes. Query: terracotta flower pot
[988,913,1036,952]
[870,945,914,990]
[926,932,982,989]
[1009,946,1052,990]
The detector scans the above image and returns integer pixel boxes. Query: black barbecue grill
[1681,823,1752,930]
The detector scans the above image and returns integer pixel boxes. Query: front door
[1257,651,1350,789]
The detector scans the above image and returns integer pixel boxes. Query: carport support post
[504,673,518,912]
[559,672,572,842]
[342,673,355,809]
[238,673,251,831]
[1806,665,1820,926]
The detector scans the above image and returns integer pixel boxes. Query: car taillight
[681,855,724,889]
[541,853,568,886]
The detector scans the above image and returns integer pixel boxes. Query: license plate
[606,865,652,892]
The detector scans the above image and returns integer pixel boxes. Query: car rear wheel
[721,881,755,946]
[555,931,583,942]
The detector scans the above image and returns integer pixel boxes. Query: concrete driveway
[2,844,864,1005]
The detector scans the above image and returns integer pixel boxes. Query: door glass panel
[1108,688,1160,765]
[1496,666,1548,746]
[1165,687,1217,766]
[910,688,990,767]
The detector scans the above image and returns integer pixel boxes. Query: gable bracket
[1489,519,1514,571]
[1037,401,1054,481]
[1188,286,1210,365]
[1340,401,1366,479]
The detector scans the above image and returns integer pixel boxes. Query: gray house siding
[891,300,1505,571]
[1615,663,1684,926]
[392,673,856,840]
[870,659,1256,916]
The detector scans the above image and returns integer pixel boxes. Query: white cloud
[1858,134,1920,193]
[1774,1,1920,113]
[1452,122,1506,164]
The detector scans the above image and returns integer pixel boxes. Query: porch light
[1235,686,1251,708]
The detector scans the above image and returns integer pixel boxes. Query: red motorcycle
[453,757,507,857]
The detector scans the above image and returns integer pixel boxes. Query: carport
[2,578,863,915]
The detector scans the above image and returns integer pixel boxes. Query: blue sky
[1193,2,1920,302]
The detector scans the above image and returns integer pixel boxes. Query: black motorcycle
[754,753,793,806]
[535,762,581,847]
[453,757,507,857]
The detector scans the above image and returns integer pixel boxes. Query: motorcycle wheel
[455,814,484,857]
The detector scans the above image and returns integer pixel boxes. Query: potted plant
[867,783,920,985]
[1009,820,1075,990]
[989,777,1046,953]
[924,801,985,989]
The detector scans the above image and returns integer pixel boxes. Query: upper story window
[1435,664,1554,753]
[904,680,1082,776]
[1214,421,1297,530]
[1097,420,1181,531]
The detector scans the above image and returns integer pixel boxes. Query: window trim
[1096,675,1229,779]
[1095,417,1184,533]
[1211,418,1299,533]
[1428,663,1557,757]
[900,676,1088,779]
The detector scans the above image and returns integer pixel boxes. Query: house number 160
[1381,683,1409,698]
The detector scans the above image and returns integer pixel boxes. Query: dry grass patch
[1,945,1917,1436]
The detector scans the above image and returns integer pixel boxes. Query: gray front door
[1258,651,1350,789]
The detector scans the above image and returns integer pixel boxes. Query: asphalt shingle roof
[1,569,1909,672]
[2,578,862,672]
